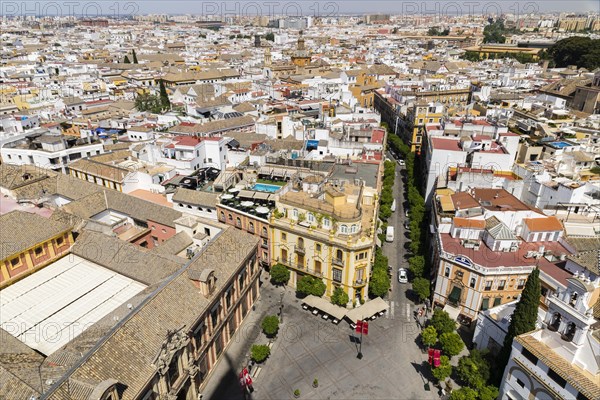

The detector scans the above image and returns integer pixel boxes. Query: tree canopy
[296,275,326,297]
[412,277,430,302]
[439,332,464,358]
[456,350,491,389]
[548,36,600,70]
[431,355,452,382]
[483,19,507,44]
[496,268,540,383]
[134,93,163,114]
[270,263,290,285]
[429,310,456,335]
[330,286,349,307]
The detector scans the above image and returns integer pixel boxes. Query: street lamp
[279,291,285,322]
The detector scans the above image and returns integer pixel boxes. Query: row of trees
[123,49,138,64]
[379,159,397,223]
[387,126,430,301]
[461,50,536,64]
[369,247,391,298]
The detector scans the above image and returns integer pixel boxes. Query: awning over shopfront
[346,297,389,321]
[443,303,461,321]
[302,295,348,320]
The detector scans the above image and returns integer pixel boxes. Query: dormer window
[307,212,315,224]
[292,209,298,219]
[340,225,348,234]
[323,218,331,229]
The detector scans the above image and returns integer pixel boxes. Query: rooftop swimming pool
[251,183,281,193]
[550,141,572,149]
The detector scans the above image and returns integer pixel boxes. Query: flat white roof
[0,254,146,356]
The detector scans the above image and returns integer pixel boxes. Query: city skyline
[2,1,599,18]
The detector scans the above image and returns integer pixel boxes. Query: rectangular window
[214,333,223,357]
[481,298,489,311]
[11,257,19,267]
[444,267,450,277]
[238,271,246,290]
[167,355,180,388]
[470,278,476,288]
[211,304,221,327]
[493,297,502,307]
[194,323,206,350]
[485,281,492,291]
[332,268,342,283]
[316,244,321,253]
[498,280,506,290]
[547,368,566,388]
[521,348,538,365]
[225,286,233,308]
[281,232,287,241]
[517,279,526,290]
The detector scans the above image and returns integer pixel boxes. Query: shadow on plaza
[208,352,247,400]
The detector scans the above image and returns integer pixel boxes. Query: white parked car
[398,268,408,283]
[397,159,405,167]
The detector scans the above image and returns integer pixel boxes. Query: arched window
[297,238,304,248]
[220,211,225,221]
[570,292,578,307]
[228,214,233,221]
[307,213,315,223]
[323,218,331,229]
[236,217,241,227]
[248,222,254,232]
[336,249,343,261]
[549,313,561,332]
[340,225,348,234]
[562,322,576,342]
[350,224,358,234]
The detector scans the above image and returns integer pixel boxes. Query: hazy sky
[4,1,599,17]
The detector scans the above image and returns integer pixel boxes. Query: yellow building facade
[270,181,378,304]
[0,211,74,289]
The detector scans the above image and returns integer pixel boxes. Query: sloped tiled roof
[485,216,517,240]
[172,187,218,208]
[46,227,258,400]
[0,211,70,260]
[516,333,600,400]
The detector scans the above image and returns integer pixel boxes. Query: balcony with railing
[294,246,305,255]
[332,257,344,267]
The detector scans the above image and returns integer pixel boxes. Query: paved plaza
[205,159,439,399]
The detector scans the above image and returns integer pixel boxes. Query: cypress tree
[159,80,171,111]
[132,49,138,64]
[123,55,131,64]
[495,268,540,383]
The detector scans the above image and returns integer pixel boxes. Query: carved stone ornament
[152,326,190,375]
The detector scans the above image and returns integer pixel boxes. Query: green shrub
[251,344,270,363]
[261,315,280,337]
